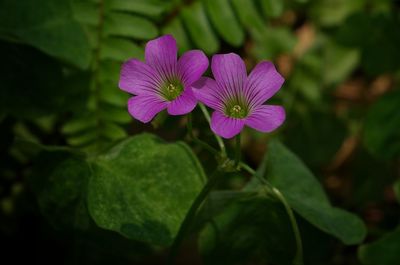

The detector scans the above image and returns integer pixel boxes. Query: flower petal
[145,35,177,80]
[245,105,285,133]
[211,53,247,99]
[128,95,167,123]
[119,59,162,95]
[178,50,209,86]
[167,88,197,115]
[192,77,224,111]
[245,61,284,107]
[210,111,245,139]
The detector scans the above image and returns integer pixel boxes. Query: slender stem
[271,188,304,265]
[239,163,304,265]
[235,134,241,167]
[239,162,256,175]
[168,170,223,264]
[186,113,219,155]
[198,104,226,156]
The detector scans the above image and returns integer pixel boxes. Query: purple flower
[119,35,208,123]
[192,53,285,139]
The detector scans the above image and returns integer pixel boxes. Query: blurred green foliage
[0,0,399,265]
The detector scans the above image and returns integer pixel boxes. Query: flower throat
[162,81,184,101]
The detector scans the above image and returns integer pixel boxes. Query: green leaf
[30,150,91,230]
[309,0,364,27]
[100,122,127,141]
[0,0,91,69]
[256,140,366,244]
[323,40,359,85]
[358,227,400,265]
[199,194,296,265]
[231,0,266,37]
[67,130,98,147]
[99,104,131,123]
[252,27,297,59]
[72,0,99,26]
[108,0,170,17]
[62,116,98,135]
[162,17,191,55]
[203,0,244,47]
[363,89,400,160]
[336,13,400,75]
[87,134,206,246]
[180,2,219,55]
[259,0,284,18]
[0,42,89,118]
[104,12,158,40]
[284,111,347,168]
[99,81,129,107]
[100,37,144,62]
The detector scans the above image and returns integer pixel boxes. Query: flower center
[227,104,248,119]
[162,81,184,101]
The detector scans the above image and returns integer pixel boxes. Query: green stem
[235,134,241,167]
[271,187,304,265]
[168,170,223,264]
[187,113,219,155]
[239,163,304,265]
[239,162,255,175]
[198,104,226,156]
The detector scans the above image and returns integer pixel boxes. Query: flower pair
[119,35,285,139]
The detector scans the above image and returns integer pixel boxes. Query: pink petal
[210,111,245,139]
[245,61,284,107]
[191,77,224,111]
[245,105,285,133]
[211,53,247,100]
[128,95,167,123]
[178,50,209,86]
[167,88,197,115]
[145,35,178,80]
[119,59,162,95]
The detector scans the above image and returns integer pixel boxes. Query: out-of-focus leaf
[180,2,219,55]
[100,38,143,62]
[252,27,297,59]
[255,140,366,244]
[162,17,191,54]
[100,122,127,141]
[99,104,131,123]
[323,41,359,85]
[104,13,158,40]
[99,81,129,107]
[363,89,400,160]
[351,149,393,207]
[0,0,91,69]
[259,0,284,18]
[336,13,400,75]
[88,134,206,246]
[358,226,400,265]
[199,196,296,265]
[310,0,364,27]
[72,0,99,26]
[284,111,347,168]
[108,0,170,17]
[203,0,244,47]
[30,151,91,230]
[231,0,265,37]
[0,42,89,118]
[62,116,97,135]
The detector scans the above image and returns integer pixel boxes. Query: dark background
[1,0,399,264]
